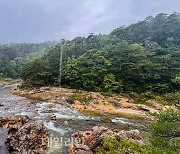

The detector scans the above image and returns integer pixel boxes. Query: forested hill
[111,12,180,47]
[21,13,180,98]
[0,41,57,78]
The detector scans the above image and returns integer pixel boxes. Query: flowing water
[0,84,147,154]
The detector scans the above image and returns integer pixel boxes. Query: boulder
[50,114,57,120]
[69,144,93,154]
[6,120,48,154]
[119,98,136,109]
[69,126,143,154]
[136,104,157,113]
[0,115,29,129]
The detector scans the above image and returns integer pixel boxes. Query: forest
[0,41,57,78]
[20,13,180,103]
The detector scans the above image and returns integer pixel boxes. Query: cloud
[0,0,179,43]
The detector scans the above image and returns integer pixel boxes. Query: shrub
[150,109,180,153]
[66,93,93,104]
[97,137,166,154]
[19,81,32,89]
[103,74,123,93]
[163,91,180,107]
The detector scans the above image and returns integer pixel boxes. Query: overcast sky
[0,0,179,43]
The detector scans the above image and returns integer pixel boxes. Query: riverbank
[11,86,176,121]
[0,79,20,87]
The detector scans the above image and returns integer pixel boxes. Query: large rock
[69,126,143,154]
[0,115,29,129]
[6,120,48,154]
[136,104,157,113]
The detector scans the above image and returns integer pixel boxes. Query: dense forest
[0,41,57,78]
[21,13,180,98]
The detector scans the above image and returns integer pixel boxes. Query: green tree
[151,110,180,153]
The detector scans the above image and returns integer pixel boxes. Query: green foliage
[103,74,123,93]
[19,81,32,89]
[150,110,180,153]
[0,42,56,78]
[20,57,53,86]
[97,110,180,154]
[161,91,180,107]
[97,137,167,154]
[129,92,154,104]
[20,13,180,102]
[66,93,93,104]
[172,75,180,86]
[111,12,180,47]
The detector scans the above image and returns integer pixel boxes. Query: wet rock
[0,115,29,129]
[50,114,57,120]
[64,121,68,125]
[69,126,143,154]
[6,120,48,154]
[12,87,18,91]
[0,103,4,106]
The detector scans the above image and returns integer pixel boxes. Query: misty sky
[0,0,180,43]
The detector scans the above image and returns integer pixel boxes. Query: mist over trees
[0,41,57,78]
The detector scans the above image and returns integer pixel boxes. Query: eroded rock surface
[0,115,48,154]
[69,126,143,154]
[0,115,29,129]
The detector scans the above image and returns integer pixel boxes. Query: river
[0,84,147,154]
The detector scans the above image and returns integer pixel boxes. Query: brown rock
[69,144,93,154]
[0,115,29,129]
[120,98,136,109]
[69,126,143,154]
[74,100,82,105]
[136,104,157,113]
[6,120,48,154]
[50,114,57,120]
[146,100,164,110]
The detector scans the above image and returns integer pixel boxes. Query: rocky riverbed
[0,79,20,87]
[0,84,150,154]
[11,86,177,121]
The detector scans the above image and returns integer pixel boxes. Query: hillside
[0,41,57,78]
[21,13,179,103]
